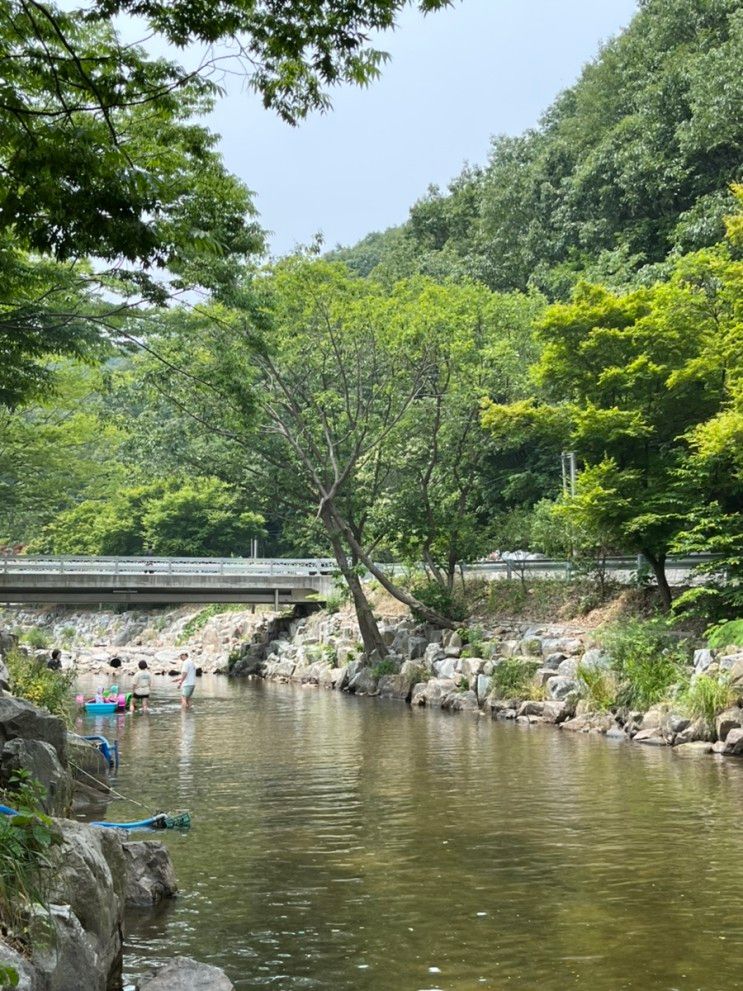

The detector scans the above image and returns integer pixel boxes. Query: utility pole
[561,451,577,497]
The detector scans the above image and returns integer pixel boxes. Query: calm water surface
[77,676,743,991]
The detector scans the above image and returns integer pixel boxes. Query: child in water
[130,660,152,713]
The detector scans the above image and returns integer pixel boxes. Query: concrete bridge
[0,556,336,606]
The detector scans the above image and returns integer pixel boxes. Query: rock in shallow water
[139,956,234,990]
[123,840,178,906]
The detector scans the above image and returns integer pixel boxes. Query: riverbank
[0,603,275,680]
[230,594,743,759]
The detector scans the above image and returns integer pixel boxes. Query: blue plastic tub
[84,701,118,715]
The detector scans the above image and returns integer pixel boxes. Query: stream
[77,675,743,991]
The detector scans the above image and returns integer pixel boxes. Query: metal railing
[0,555,337,578]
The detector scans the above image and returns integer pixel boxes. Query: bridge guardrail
[0,556,337,577]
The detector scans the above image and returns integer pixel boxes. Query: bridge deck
[0,557,335,605]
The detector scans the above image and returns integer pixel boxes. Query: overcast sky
[187,0,639,255]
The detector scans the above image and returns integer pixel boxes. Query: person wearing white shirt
[175,651,197,710]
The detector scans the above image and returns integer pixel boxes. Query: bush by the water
[490,658,539,698]
[577,664,617,712]
[707,620,743,650]
[0,772,61,940]
[409,577,467,623]
[19,628,50,650]
[600,619,691,710]
[678,673,737,730]
[5,650,73,723]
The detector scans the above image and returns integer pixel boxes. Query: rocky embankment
[231,608,743,758]
[1,604,274,681]
[0,636,234,990]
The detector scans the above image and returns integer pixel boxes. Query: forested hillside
[1,0,741,655]
[334,0,743,297]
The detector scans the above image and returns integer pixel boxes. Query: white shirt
[181,659,197,687]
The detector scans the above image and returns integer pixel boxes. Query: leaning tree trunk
[326,503,456,629]
[644,550,673,611]
[320,507,389,658]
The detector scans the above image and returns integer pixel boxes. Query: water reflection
[77,677,743,991]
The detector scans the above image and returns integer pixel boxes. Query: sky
[201,0,639,255]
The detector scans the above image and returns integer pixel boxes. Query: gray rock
[35,819,125,991]
[518,700,544,717]
[423,643,446,670]
[520,638,542,657]
[408,636,428,660]
[715,706,743,742]
[0,937,38,990]
[443,690,479,712]
[634,727,667,746]
[718,727,743,756]
[390,629,410,656]
[542,652,565,671]
[719,653,743,671]
[411,678,456,707]
[475,674,491,701]
[580,648,611,672]
[433,657,458,679]
[693,648,714,672]
[557,658,579,678]
[444,645,461,658]
[346,667,378,695]
[140,956,234,991]
[0,738,72,815]
[0,695,66,764]
[123,840,178,906]
[0,659,9,691]
[459,657,484,679]
[541,700,569,723]
[547,676,579,700]
[674,741,715,755]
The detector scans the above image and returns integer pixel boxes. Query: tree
[367,283,543,591]
[482,237,742,608]
[33,477,264,556]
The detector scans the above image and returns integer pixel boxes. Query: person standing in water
[175,651,197,710]
[131,660,151,713]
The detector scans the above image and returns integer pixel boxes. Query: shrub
[5,650,73,724]
[577,663,617,711]
[490,658,539,698]
[19,628,50,650]
[600,618,691,710]
[59,626,76,644]
[371,658,397,678]
[0,772,62,939]
[678,673,737,729]
[707,620,743,649]
[409,577,466,623]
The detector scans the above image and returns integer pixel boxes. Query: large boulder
[442,690,479,712]
[140,956,234,990]
[0,739,72,815]
[715,706,743,742]
[346,667,378,695]
[546,676,579,700]
[39,819,126,991]
[432,657,458,679]
[411,678,456,707]
[0,696,66,764]
[714,727,743,756]
[122,840,178,907]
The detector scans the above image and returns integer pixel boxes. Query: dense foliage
[335,0,743,296]
[1,0,740,653]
